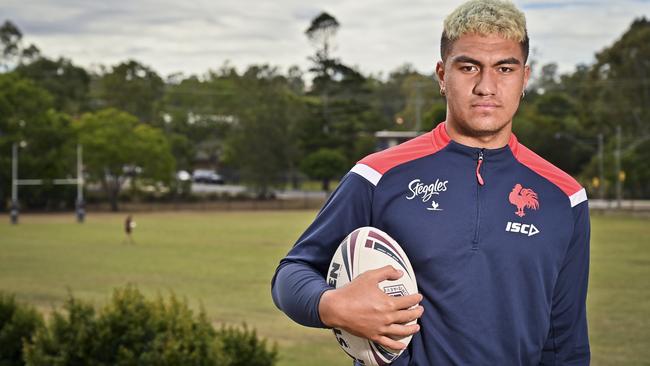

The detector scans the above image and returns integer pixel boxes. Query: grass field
[0,211,648,365]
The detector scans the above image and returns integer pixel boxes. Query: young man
[272,0,590,364]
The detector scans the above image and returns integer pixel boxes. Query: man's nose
[473,69,497,96]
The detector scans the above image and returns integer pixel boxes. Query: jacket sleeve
[271,171,374,328]
[540,200,591,365]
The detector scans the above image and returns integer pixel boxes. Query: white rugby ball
[326,226,418,366]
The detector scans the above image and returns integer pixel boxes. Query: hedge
[0,286,277,366]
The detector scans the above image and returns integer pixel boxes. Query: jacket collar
[430,122,519,160]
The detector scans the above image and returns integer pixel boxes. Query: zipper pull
[476,150,485,185]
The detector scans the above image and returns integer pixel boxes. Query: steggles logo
[406,178,448,211]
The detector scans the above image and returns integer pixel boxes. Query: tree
[574,18,650,198]
[305,12,346,95]
[514,91,589,176]
[589,17,649,136]
[371,64,418,128]
[305,12,340,78]
[0,20,40,71]
[286,65,306,94]
[305,12,371,97]
[97,60,164,122]
[300,148,347,192]
[223,65,305,196]
[0,21,21,69]
[302,12,390,168]
[0,72,77,210]
[396,72,443,132]
[75,108,175,211]
[510,62,590,176]
[157,70,239,172]
[15,57,90,115]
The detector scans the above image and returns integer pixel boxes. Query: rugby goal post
[10,142,85,224]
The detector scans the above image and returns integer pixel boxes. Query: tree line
[0,14,648,211]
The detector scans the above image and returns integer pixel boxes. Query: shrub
[23,295,99,366]
[23,286,276,366]
[0,293,44,366]
[218,324,278,366]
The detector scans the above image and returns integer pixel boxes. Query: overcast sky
[2,0,649,79]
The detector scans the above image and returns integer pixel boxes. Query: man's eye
[460,65,478,72]
[499,67,514,73]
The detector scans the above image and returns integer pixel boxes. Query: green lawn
[0,211,648,365]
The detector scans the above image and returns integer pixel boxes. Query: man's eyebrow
[494,57,522,66]
[452,55,483,66]
[452,56,522,67]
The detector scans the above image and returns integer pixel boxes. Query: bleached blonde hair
[441,0,529,61]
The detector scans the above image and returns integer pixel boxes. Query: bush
[0,293,44,366]
[23,286,276,366]
[24,295,100,366]
[218,324,278,366]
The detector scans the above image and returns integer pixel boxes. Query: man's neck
[444,121,512,149]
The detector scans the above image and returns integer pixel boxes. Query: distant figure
[124,215,136,244]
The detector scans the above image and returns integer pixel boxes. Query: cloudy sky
[2,0,649,79]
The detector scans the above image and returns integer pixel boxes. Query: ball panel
[370,340,398,365]
[340,238,353,282]
[349,228,362,278]
[327,240,352,288]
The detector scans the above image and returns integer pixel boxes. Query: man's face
[436,33,530,138]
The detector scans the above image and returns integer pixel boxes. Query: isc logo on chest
[505,221,540,237]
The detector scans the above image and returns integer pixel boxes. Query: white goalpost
[10,143,85,224]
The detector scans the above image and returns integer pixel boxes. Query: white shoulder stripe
[569,188,588,207]
[350,164,382,186]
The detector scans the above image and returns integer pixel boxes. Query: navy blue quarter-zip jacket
[272,122,590,365]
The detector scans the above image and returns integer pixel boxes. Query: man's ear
[435,60,446,89]
[523,64,531,90]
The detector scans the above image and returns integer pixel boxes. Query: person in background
[124,215,136,244]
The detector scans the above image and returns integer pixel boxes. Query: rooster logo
[509,184,539,217]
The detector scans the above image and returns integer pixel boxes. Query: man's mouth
[471,103,501,111]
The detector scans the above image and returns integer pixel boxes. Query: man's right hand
[318,265,424,351]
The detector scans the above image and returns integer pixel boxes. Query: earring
[521,90,526,99]
[440,87,446,96]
